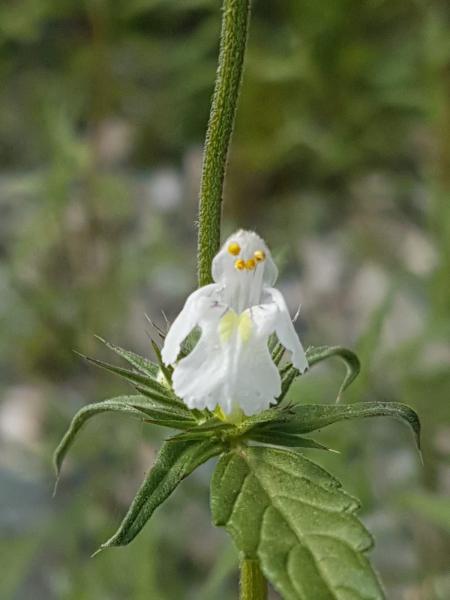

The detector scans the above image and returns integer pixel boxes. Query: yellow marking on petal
[254,250,265,262]
[245,258,256,270]
[228,242,241,256]
[235,258,246,270]
[214,406,228,421]
[219,310,239,342]
[238,312,253,343]
[219,310,252,344]
[214,405,245,424]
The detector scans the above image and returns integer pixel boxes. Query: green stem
[197,0,251,287]
[240,558,268,600]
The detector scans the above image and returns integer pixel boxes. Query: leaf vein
[242,456,339,599]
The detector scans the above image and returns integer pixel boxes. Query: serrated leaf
[260,402,421,453]
[95,336,160,379]
[97,438,223,552]
[211,446,385,600]
[53,395,195,481]
[305,345,361,400]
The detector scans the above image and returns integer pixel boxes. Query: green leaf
[278,364,299,403]
[169,419,235,441]
[170,409,289,443]
[179,327,201,357]
[77,351,156,387]
[53,395,195,481]
[95,335,160,379]
[272,341,285,366]
[260,402,421,453]
[134,382,187,409]
[238,408,281,432]
[211,446,385,600]
[77,352,179,405]
[247,430,334,451]
[268,333,278,354]
[96,438,223,552]
[150,339,173,385]
[305,345,361,400]
[129,402,196,427]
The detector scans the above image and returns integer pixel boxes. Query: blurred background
[1,0,449,598]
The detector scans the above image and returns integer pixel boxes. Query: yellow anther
[245,258,256,270]
[254,250,266,262]
[228,242,241,256]
[235,258,246,270]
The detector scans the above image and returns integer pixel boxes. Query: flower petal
[261,288,308,373]
[161,284,221,365]
[172,309,281,416]
[212,230,278,288]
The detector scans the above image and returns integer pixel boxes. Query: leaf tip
[418,448,424,466]
[52,476,60,498]
[328,447,340,454]
[91,546,105,559]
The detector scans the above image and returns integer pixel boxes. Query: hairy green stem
[240,559,268,600]
[197,0,251,287]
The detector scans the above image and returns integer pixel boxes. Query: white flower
[161,230,308,417]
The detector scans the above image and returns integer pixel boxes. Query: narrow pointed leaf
[305,345,361,400]
[78,352,157,387]
[97,438,223,551]
[150,339,173,384]
[134,383,187,409]
[141,417,197,429]
[78,352,179,405]
[170,409,287,443]
[278,364,299,402]
[261,402,421,452]
[272,342,285,366]
[129,402,196,425]
[168,419,235,442]
[53,395,197,481]
[237,408,281,432]
[167,431,218,443]
[54,395,152,478]
[247,430,334,451]
[95,336,160,378]
[127,410,192,429]
[179,328,201,358]
[268,333,278,354]
[211,446,385,600]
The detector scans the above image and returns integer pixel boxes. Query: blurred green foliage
[0,1,449,599]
